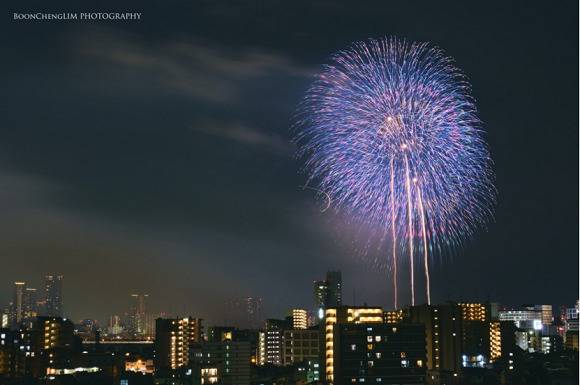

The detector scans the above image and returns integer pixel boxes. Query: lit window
[351,344,356,351]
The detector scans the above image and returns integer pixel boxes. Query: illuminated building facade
[459,303,488,322]
[292,309,308,330]
[0,329,26,377]
[459,303,492,368]
[385,309,404,324]
[37,317,74,351]
[489,321,501,361]
[324,306,384,383]
[125,358,154,374]
[499,308,541,323]
[327,318,426,384]
[190,340,251,385]
[154,317,203,370]
[258,318,289,366]
[565,331,578,351]
[534,305,553,325]
[11,282,26,326]
[314,281,329,320]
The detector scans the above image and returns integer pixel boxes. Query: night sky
[2,0,578,325]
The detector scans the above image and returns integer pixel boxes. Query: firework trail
[294,37,495,307]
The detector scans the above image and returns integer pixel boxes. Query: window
[401,359,409,368]
[351,344,356,351]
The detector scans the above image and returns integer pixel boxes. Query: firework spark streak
[294,37,495,307]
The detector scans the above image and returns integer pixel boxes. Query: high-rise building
[1,309,8,328]
[154,317,203,370]
[107,315,123,336]
[190,340,251,385]
[0,328,26,377]
[129,294,149,338]
[459,303,492,368]
[282,328,319,367]
[325,306,425,384]
[246,297,262,329]
[44,275,63,317]
[292,309,308,330]
[11,282,26,326]
[313,271,343,320]
[534,305,553,325]
[408,304,461,374]
[314,280,328,320]
[257,318,290,366]
[23,288,38,322]
[325,271,342,307]
[324,306,384,383]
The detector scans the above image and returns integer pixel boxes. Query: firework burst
[294,37,495,307]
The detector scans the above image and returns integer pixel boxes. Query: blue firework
[294,37,495,306]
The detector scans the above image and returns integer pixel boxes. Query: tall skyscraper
[325,271,342,307]
[23,287,38,321]
[129,293,149,338]
[11,282,26,325]
[44,275,63,317]
[313,280,328,319]
[313,270,343,320]
[245,297,262,329]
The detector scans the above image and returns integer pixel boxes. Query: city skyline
[1,271,576,329]
[2,0,578,327]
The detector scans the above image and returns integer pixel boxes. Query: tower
[12,282,26,325]
[44,275,63,317]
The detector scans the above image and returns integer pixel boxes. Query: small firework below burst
[294,37,495,308]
